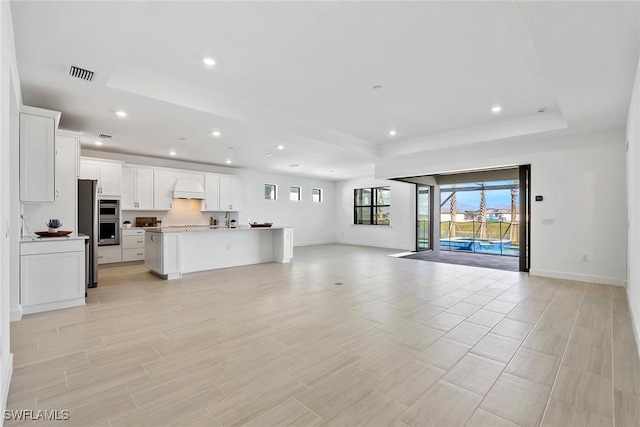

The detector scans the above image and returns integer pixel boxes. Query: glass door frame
[416,184,432,251]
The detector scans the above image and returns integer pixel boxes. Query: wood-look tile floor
[7,244,640,427]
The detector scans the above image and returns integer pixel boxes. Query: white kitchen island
[144,226,293,279]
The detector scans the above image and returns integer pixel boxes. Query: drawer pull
[137,253,143,256]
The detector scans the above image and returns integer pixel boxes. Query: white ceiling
[10,1,640,180]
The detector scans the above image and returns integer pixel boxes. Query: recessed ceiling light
[277,145,285,150]
[289,164,299,168]
[388,130,397,136]
[266,153,272,157]
[491,106,502,113]
[203,57,216,66]
[94,140,103,146]
[372,85,383,91]
[225,159,232,164]
[179,137,187,141]
[115,111,127,117]
[536,108,546,114]
[211,130,221,137]
[169,151,176,156]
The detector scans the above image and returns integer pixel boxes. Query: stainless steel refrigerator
[78,179,98,288]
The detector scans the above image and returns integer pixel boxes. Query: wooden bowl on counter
[249,222,273,228]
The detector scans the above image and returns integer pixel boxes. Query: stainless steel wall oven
[98,199,120,246]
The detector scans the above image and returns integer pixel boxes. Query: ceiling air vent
[68,65,94,82]
[97,134,112,139]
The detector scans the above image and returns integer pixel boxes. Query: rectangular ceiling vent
[68,65,94,82]
[97,133,112,139]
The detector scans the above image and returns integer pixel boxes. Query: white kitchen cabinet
[20,237,86,314]
[122,166,154,210]
[79,158,123,197]
[19,106,61,203]
[21,131,80,235]
[201,174,220,211]
[122,229,145,261]
[219,176,243,211]
[145,232,180,279]
[98,245,121,264]
[153,170,175,210]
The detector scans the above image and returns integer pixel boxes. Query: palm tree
[449,189,457,238]
[478,184,487,239]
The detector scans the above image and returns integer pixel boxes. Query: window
[265,184,277,200]
[290,186,301,201]
[354,186,390,225]
[312,188,322,202]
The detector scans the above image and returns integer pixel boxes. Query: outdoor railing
[439,220,520,257]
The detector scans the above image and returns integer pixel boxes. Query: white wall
[626,56,640,354]
[236,169,336,246]
[0,0,20,420]
[336,177,415,250]
[82,150,336,246]
[377,129,628,286]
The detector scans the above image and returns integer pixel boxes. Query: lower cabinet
[20,238,86,314]
[98,245,122,264]
[145,232,181,279]
[122,229,145,261]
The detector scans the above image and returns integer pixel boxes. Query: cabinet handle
[205,203,207,209]
[137,253,143,256]
[55,189,59,199]
[136,240,143,244]
[169,202,172,208]
[150,235,154,241]
[98,256,104,259]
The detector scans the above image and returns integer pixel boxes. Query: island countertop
[20,233,90,243]
[143,225,291,233]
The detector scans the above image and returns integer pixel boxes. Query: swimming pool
[439,238,520,257]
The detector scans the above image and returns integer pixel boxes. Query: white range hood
[172,178,205,199]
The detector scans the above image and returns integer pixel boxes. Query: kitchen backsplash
[121,198,238,226]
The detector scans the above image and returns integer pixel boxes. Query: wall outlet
[581,255,589,262]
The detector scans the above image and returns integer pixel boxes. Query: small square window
[290,186,301,201]
[312,188,322,202]
[265,184,277,200]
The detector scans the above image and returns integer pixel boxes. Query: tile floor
[6,244,640,426]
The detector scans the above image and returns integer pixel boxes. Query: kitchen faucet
[225,211,230,228]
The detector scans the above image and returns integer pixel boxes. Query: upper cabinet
[19,106,61,203]
[219,176,243,211]
[79,158,123,197]
[153,170,175,210]
[122,166,154,210]
[201,174,220,212]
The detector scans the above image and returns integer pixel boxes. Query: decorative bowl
[249,222,273,228]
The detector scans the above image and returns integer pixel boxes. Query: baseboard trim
[21,298,85,316]
[625,292,640,364]
[293,240,335,247]
[530,269,626,287]
[10,306,22,322]
[335,239,410,251]
[1,353,14,424]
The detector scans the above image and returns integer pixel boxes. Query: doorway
[404,166,531,272]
